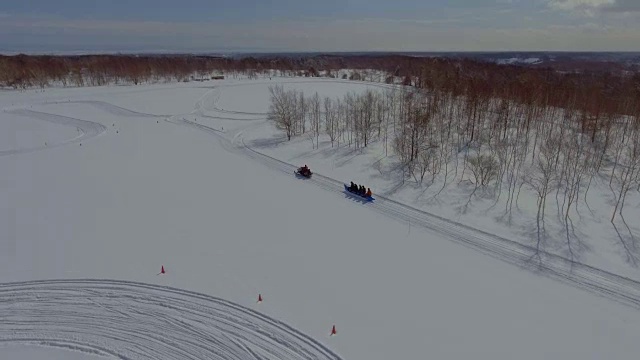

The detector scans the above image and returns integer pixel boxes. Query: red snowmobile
[295,165,312,178]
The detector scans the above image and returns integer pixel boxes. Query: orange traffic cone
[330,325,337,336]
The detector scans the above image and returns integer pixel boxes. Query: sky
[1,0,640,53]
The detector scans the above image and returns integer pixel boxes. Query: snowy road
[0,279,342,360]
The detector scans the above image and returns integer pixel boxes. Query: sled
[344,184,374,201]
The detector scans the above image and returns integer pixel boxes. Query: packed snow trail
[173,118,640,310]
[0,109,106,157]
[43,100,168,118]
[0,279,342,360]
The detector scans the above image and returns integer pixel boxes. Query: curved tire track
[0,279,342,360]
[1,109,106,157]
[174,118,640,310]
[45,100,169,118]
[201,79,404,119]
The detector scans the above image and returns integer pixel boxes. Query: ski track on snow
[0,279,342,360]
[44,100,169,118]
[196,79,403,119]
[0,109,107,157]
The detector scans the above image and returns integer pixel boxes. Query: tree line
[268,74,640,262]
[267,85,392,150]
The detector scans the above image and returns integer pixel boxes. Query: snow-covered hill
[2,78,640,360]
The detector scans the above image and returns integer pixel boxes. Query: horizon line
[3,50,640,57]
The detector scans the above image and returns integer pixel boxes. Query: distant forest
[2,52,639,131]
[2,53,638,128]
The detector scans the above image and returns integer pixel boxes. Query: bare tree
[309,92,322,149]
[359,90,377,147]
[298,91,307,135]
[468,154,498,189]
[414,143,439,184]
[557,131,589,261]
[524,138,559,255]
[610,131,640,222]
[324,97,339,147]
[267,85,296,140]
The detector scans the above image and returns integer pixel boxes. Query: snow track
[46,100,168,118]
[174,118,640,310]
[0,279,342,360]
[198,79,403,119]
[1,109,106,156]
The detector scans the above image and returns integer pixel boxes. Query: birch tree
[309,92,322,149]
[267,85,296,140]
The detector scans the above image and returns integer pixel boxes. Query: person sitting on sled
[350,182,357,191]
[366,188,372,197]
[359,185,366,195]
[351,182,359,192]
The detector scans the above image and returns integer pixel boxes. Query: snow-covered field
[2,78,640,360]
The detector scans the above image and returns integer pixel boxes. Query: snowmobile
[344,184,374,201]
[295,166,313,178]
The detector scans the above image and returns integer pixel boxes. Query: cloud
[601,0,640,12]
[0,15,463,40]
[1,12,639,52]
[548,0,640,13]
[548,0,614,10]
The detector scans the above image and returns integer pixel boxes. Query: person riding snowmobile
[299,165,310,176]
